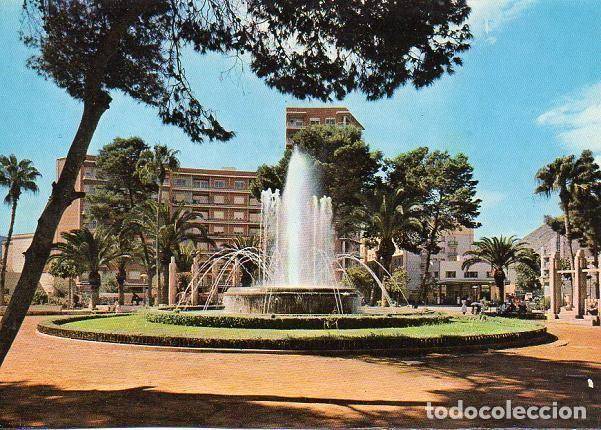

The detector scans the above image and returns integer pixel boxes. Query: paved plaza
[0,317,599,428]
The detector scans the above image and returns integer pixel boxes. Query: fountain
[222,147,360,314]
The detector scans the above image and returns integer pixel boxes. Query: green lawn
[60,313,542,341]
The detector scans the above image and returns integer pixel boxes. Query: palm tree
[50,228,124,309]
[359,187,421,304]
[462,236,538,303]
[535,150,598,269]
[221,235,261,287]
[136,144,180,304]
[130,201,211,304]
[0,155,41,305]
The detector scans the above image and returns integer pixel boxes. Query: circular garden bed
[37,312,549,353]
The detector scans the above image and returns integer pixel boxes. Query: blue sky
[0,0,599,237]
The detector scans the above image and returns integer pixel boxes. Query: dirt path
[1,317,599,428]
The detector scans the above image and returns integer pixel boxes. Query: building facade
[285,106,363,147]
[362,229,501,304]
[55,155,261,295]
[0,233,55,297]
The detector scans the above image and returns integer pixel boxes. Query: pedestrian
[461,298,467,315]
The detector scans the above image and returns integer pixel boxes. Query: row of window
[193,210,261,222]
[441,271,492,279]
[287,115,351,127]
[173,193,259,206]
[172,177,247,190]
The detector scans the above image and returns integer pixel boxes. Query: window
[309,117,320,125]
[465,271,478,278]
[213,225,225,234]
[445,271,457,278]
[233,226,244,234]
[213,211,225,220]
[234,180,246,190]
[249,228,260,236]
[288,118,303,127]
[193,179,209,189]
[341,115,349,125]
[198,211,208,220]
[213,195,225,204]
[129,271,141,280]
[233,195,246,205]
[173,178,188,187]
[325,117,336,125]
[249,197,259,206]
[214,179,226,188]
[249,213,261,222]
[233,211,245,220]
[83,168,95,179]
[193,195,209,204]
[433,271,439,279]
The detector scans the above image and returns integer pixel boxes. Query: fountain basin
[222,285,360,314]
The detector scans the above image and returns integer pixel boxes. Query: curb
[37,314,549,355]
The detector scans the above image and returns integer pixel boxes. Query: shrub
[32,288,49,305]
[145,311,450,330]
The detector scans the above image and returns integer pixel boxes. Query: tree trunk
[155,188,162,306]
[375,238,394,306]
[161,261,169,305]
[145,269,154,306]
[0,5,151,365]
[68,278,74,309]
[495,270,506,303]
[116,264,126,305]
[420,249,434,305]
[89,270,100,310]
[0,201,18,306]
[0,95,110,366]
[562,199,575,270]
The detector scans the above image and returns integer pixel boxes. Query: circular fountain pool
[222,285,360,314]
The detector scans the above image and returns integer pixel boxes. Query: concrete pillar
[549,251,562,318]
[573,249,587,318]
[168,256,177,305]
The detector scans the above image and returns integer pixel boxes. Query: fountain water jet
[222,147,360,314]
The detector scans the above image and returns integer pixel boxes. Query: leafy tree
[388,147,481,302]
[383,268,410,305]
[130,202,211,304]
[358,187,421,304]
[514,249,542,294]
[49,228,124,309]
[462,236,538,302]
[0,155,41,305]
[87,137,156,304]
[341,265,377,303]
[571,180,601,297]
[48,258,81,308]
[535,150,599,269]
[136,144,180,303]
[3,0,472,365]
[251,125,382,235]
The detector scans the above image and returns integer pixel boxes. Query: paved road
[0,317,599,428]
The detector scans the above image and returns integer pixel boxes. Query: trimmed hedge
[37,315,548,352]
[145,311,451,330]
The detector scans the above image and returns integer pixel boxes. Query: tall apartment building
[285,106,363,147]
[55,155,261,293]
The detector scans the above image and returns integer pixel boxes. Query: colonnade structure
[544,249,600,324]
